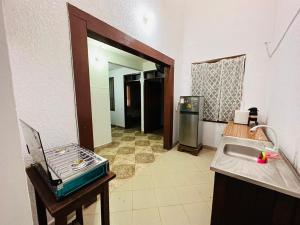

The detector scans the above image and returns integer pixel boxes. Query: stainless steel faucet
[250,125,279,152]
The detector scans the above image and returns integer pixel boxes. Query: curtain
[191,55,246,122]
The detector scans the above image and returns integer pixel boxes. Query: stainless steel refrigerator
[179,96,204,148]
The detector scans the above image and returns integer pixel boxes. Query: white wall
[109,67,142,128]
[88,40,112,148]
[180,0,276,147]
[5,0,296,155]
[88,38,155,146]
[110,63,157,131]
[265,0,300,173]
[1,0,183,221]
[4,0,300,222]
[0,2,33,224]
[2,0,185,155]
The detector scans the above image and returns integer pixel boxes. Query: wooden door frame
[68,4,174,150]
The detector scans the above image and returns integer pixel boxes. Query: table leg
[55,216,67,225]
[76,207,84,225]
[35,190,47,225]
[100,183,110,225]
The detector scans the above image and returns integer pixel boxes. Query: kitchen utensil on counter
[248,107,259,126]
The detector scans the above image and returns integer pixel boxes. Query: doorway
[124,73,141,129]
[68,4,174,150]
[144,71,164,133]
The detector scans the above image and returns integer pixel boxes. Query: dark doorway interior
[124,74,141,129]
[144,74,164,133]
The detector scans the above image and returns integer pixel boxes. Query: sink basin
[223,144,261,162]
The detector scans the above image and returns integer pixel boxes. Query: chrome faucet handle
[250,125,279,152]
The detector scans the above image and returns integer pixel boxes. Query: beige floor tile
[195,183,214,199]
[193,158,214,171]
[83,214,101,225]
[159,205,190,225]
[207,199,213,211]
[113,179,133,192]
[84,199,100,215]
[110,191,133,212]
[106,135,215,225]
[135,146,153,154]
[150,164,173,175]
[154,153,164,160]
[188,171,214,185]
[172,172,192,186]
[98,147,119,155]
[200,149,216,158]
[100,126,166,180]
[152,174,175,188]
[113,154,135,165]
[183,202,211,225]
[135,152,155,163]
[132,175,154,190]
[172,162,199,171]
[133,189,157,209]
[111,211,133,225]
[133,208,162,225]
[135,164,152,175]
[155,188,179,207]
[119,142,135,147]
[112,164,135,179]
[175,186,203,204]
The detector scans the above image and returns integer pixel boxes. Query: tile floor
[84,147,216,225]
[95,126,166,182]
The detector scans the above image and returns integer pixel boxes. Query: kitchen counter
[211,123,300,199]
[223,121,269,141]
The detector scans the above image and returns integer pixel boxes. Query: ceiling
[108,63,125,71]
[88,37,151,65]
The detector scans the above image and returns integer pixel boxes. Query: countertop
[210,123,300,199]
[223,121,269,141]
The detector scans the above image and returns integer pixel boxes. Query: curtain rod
[192,54,246,65]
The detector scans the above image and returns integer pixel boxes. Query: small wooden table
[26,166,116,225]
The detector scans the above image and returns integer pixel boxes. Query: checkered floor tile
[95,126,166,180]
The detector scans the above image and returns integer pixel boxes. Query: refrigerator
[179,96,204,148]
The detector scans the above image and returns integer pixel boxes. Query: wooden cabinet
[211,172,300,225]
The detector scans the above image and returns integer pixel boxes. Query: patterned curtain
[191,55,246,122]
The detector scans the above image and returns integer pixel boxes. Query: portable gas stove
[20,120,109,200]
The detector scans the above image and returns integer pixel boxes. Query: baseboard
[172,141,179,148]
[94,142,112,149]
[172,142,216,151]
[178,144,203,156]
[111,124,125,129]
[203,145,217,150]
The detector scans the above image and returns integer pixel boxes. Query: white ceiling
[108,63,125,71]
[88,37,151,65]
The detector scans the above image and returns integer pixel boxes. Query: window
[109,77,115,111]
[191,55,246,122]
